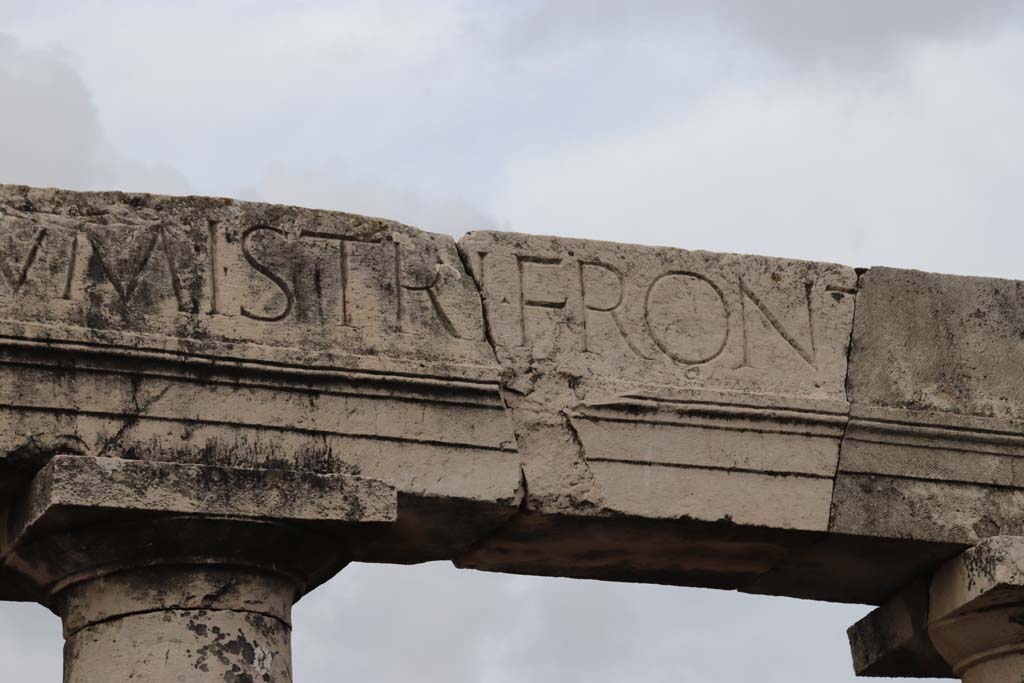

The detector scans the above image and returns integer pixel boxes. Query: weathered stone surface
[66,608,292,683]
[456,230,857,587]
[57,566,297,637]
[0,185,520,567]
[835,268,1024,547]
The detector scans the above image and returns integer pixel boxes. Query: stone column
[0,454,396,683]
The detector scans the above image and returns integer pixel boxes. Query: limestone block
[0,185,520,572]
[835,268,1024,546]
[11,185,1024,612]
[457,231,857,585]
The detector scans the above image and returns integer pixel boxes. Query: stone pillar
[0,454,396,683]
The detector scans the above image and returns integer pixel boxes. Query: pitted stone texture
[847,578,951,678]
[11,185,1024,618]
[0,185,488,364]
[0,453,392,683]
[460,232,855,401]
[0,185,520,568]
[847,268,1024,421]
[836,268,1024,547]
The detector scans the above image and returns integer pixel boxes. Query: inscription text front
[460,231,857,397]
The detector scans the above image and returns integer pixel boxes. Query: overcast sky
[4,1,1022,680]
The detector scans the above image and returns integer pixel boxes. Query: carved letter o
[644,271,730,365]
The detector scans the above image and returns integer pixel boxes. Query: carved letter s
[241,225,294,323]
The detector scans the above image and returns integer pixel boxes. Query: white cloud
[500,0,1024,69]
[0,35,189,194]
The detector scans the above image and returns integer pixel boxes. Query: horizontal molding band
[0,321,501,386]
[0,403,516,453]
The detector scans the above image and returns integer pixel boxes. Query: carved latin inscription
[0,192,489,371]
[460,231,857,398]
[86,227,193,313]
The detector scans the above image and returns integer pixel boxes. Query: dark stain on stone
[193,622,272,680]
[187,618,209,638]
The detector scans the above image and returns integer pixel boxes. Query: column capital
[927,537,1024,682]
[849,536,1024,681]
[0,454,396,682]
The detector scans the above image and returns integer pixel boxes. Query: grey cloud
[716,0,1023,67]
[0,35,189,194]
[293,562,877,683]
[501,0,1023,68]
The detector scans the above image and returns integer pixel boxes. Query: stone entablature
[3,185,1024,680]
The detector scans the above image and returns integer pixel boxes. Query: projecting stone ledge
[3,186,1024,680]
